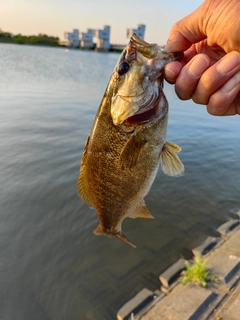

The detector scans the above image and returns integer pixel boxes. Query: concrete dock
[117,209,240,320]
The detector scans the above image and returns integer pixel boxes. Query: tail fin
[115,233,136,248]
[94,225,136,248]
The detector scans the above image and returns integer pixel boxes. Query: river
[1,43,239,320]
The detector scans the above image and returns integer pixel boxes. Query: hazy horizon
[1,0,203,45]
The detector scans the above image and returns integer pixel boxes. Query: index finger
[164,2,207,52]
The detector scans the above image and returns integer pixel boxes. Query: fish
[77,33,184,248]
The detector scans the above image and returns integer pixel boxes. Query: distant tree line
[0,29,62,46]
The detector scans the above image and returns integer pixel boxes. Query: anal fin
[129,201,154,219]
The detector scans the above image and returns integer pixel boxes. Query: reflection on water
[0,43,240,320]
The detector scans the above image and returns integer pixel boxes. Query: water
[0,43,239,320]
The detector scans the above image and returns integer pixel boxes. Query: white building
[94,25,111,50]
[64,29,80,48]
[80,29,95,49]
[127,24,146,40]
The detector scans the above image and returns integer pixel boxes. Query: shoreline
[117,208,240,320]
[0,40,124,52]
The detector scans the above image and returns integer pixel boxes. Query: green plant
[180,255,218,288]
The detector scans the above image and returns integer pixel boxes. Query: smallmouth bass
[77,34,184,248]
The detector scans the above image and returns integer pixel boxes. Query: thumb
[165,2,207,52]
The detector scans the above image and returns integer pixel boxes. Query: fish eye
[117,61,130,76]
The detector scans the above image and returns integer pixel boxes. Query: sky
[1,0,203,45]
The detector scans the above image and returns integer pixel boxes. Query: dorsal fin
[77,135,95,208]
[160,141,184,177]
[129,201,154,219]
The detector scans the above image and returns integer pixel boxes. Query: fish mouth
[112,76,163,126]
[123,90,161,125]
[122,52,183,125]
[161,48,183,60]
[110,34,183,126]
[130,33,183,61]
[123,103,159,125]
[111,78,161,126]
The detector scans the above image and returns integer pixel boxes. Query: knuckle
[199,72,213,90]
[191,93,208,105]
[236,92,240,115]
[207,91,232,115]
[175,72,197,100]
[175,85,191,100]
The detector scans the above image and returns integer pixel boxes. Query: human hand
[164,0,240,116]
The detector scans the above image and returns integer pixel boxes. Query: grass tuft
[180,255,218,288]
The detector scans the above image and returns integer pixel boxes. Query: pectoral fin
[119,133,147,169]
[77,135,95,208]
[160,141,184,177]
[129,201,154,219]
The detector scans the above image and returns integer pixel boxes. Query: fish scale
[77,34,184,247]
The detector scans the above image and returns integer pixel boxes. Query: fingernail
[165,66,177,79]
[217,52,240,74]
[188,55,210,77]
[221,71,240,93]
